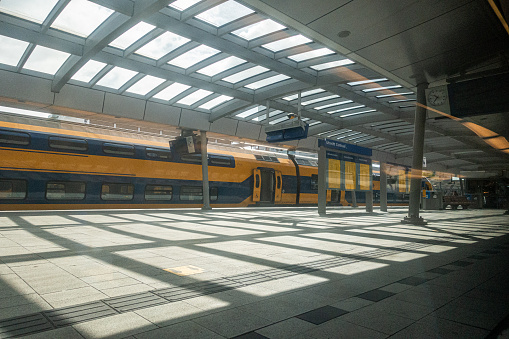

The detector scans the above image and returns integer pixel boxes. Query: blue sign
[357,157,370,165]
[318,139,372,156]
[343,154,355,162]
[326,151,342,160]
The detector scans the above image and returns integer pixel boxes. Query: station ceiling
[0,0,508,173]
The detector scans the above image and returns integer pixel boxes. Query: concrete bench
[443,196,473,209]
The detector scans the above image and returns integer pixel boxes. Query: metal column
[318,146,327,216]
[366,191,373,212]
[380,162,388,212]
[201,131,211,211]
[402,82,428,225]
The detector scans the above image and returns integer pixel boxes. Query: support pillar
[380,162,388,212]
[201,131,211,211]
[352,191,358,208]
[318,145,327,216]
[402,82,428,225]
[366,191,373,213]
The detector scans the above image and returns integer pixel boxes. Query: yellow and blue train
[0,120,412,210]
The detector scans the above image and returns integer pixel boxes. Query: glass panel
[210,155,233,166]
[197,56,246,76]
[101,183,134,200]
[363,85,402,93]
[269,116,288,125]
[314,100,353,110]
[0,130,30,145]
[180,186,217,201]
[244,74,290,89]
[153,82,191,101]
[0,0,58,24]
[96,67,138,89]
[102,143,135,156]
[262,34,312,52]
[135,32,190,60]
[231,19,286,40]
[222,65,268,83]
[0,179,27,199]
[145,185,172,200]
[302,94,339,105]
[340,109,377,118]
[109,22,155,50]
[328,105,365,114]
[195,0,254,27]
[0,35,29,67]
[181,153,202,163]
[49,136,87,151]
[168,45,219,69]
[177,89,213,105]
[376,92,413,98]
[46,181,85,200]
[288,48,334,62]
[51,0,114,38]
[310,59,354,70]
[235,106,265,118]
[146,147,172,160]
[252,110,281,122]
[23,46,70,75]
[283,88,324,101]
[348,78,388,86]
[71,60,107,83]
[170,0,202,11]
[199,95,232,109]
[126,75,165,95]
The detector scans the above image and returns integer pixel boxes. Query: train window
[311,174,318,190]
[210,155,233,167]
[0,130,30,146]
[254,154,280,163]
[145,185,173,200]
[146,148,172,160]
[46,181,86,200]
[102,143,135,156]
[276,175,281,189]
[49,137,87,151]
[101,183,134,200]
[181,154,202,163]
[180,186,218,201]
[0,179,27,199]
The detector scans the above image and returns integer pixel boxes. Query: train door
[259,169,274,202]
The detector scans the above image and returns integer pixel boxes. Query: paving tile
[255,317,315,339]
[449,260,473,267]
[468,255,489,260]
[379,283,413,293]
[330,297,374,312]
[133,320,224,339]
[397,276,429,286]
[232,332,270,339]
[296,305,348,325]
[427,267,454,275]
[134,301,204,327]
[368,297,435,320]
[17,326,84,339]
[294,318,386,339]
[357,289,395,302]
[41,286,107,308]
[100,284,154,298]
[340,306,415,335]
[73,312,157,339]
[238,297,303,322]
[433,304,501,330]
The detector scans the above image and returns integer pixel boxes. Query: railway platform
[0,207,508,338]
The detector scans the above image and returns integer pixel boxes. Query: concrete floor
[0,207,508,338]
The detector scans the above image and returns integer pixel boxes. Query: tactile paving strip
[45,301,118,328]
[0,313,53,338]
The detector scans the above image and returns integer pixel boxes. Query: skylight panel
[236,106,265,118]
[0,35,29,66]
[340,109,377,118]
[168,45,220,69]
[347,78,388,86]
[288,48,334,62]
[363,85,402,93]
[126,75,165,95]
[245,74,290,90]
[252,110,282,121]
[197,56,246,76]
[269,116,289,125]
[376,92,413,98]
[0,0,58,24]
[23,46,70,75]
[222,66,268,83]
[109,22,155,50]
[95,66,138,89]
[51,0,114,38]
[262,35,312,52]
[169,0,202,11]
[315,100,353,110]
[177,89,213,105]
[283,89,325,101]
[135,32,190,60]
[328,105,365,114]
[195,0,254,27]
[153,82,190,100]
[231,19,286,40]
[71,60,107,83]
[309,121,322,126]
[310,59,354,70]
[199,95,233,109]
[302,94,339,105]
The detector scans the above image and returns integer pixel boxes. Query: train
[0,119,414,210]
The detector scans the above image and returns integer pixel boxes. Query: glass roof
[23,46,70,75]
[315,100,353,110]
[252,110,282,121]
[95,66,138,89]
[340,109,377,118]
[126,75,165,95]
[376,92,413,98]
[0,0,58,24]
[50,0,114,38]
[169,0,202,11]
[109,22,155,50]
[0,35,29,67]
[199,95,233,109]
[177,89,213,105]
[328,105,365,114]
[288,48,334,62]
[363,85,402,93]
[197,56,246,76]
[310,59,354,70]
[244,74,290,89]
[168,45,220,69]
[135,32,190,60]
[231,19,286,40]
[71,60,107,83]
[270,116,289,125]
[222,66,269,83]
[153,82,190,101]
[348,78,388,86]
[302,94,339,105]
[195,1,254,27]
[235,106,266,118]
[262,35,312,52]
[283,89,325,101]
